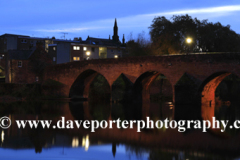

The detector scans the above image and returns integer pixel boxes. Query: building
[5,43,52,83]
[48,19,126,64]
[1,19,126,83]
[0,34,54,80]
[0,34,53,54]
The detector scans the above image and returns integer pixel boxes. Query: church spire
[112,18,119,42]
[114,18,117,27]
[122,34,125,44]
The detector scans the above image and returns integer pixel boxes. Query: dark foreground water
[0,101,240,160]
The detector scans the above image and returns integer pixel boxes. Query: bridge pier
[141,73,160,119]
[83,72,99,100]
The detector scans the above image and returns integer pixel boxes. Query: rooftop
[0,33,29,37]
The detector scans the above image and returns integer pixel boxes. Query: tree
[198,22,240,52]
[126,32,152,56]
[149,14,240,54]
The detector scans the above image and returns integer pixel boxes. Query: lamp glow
[186,38,192,43]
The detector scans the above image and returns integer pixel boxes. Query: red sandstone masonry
[43,53,240,97]
[42,53,240,122]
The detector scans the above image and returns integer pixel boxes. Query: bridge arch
[69,69,110,101]
[174,73,202,120]
[111,73,133,102]
[200,72,240,133]
[133,71,173,119]
[111,73,141,120]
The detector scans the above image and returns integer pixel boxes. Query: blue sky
[1,0,240,41]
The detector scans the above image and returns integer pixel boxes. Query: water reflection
[0,101,239,159]
[1,130,4,144]
[81,135,89,151]
[72,137,79,148]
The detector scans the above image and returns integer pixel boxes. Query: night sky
[1,0,240,41]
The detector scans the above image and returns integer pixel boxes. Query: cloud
[146,5,240,16]
[35,27,107,33]
[34,5,240,33]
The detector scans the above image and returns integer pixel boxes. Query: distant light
[114,55,118,58]
[86,52,91,56]
[85,135,89,151]
[186,38,192,43]
[72,137,79,148]
[82,135,90,151]
[82,137,85,146]
[73,46,80,50]
[83,47,87,51]
[1,130,4,143]
[73,57,80,61]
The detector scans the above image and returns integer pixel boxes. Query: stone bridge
[43,53,240,122]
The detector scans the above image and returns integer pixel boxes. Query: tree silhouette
[149,14,240,54]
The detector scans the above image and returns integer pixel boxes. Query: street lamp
[186,38,192,54]
[186,38,192,44]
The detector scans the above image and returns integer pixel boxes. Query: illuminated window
[36,76,39,82]
[73,57,80,61]
[83,47,87,51]
[53,47,56,51]
[18,61,22,67]
[73,46,80,50]
[53,57,56,61]
[86,51,91,56]
[114,55,118,58]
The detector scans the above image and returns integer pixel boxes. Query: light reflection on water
[0,144,148,160]
[0,101,239,159]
